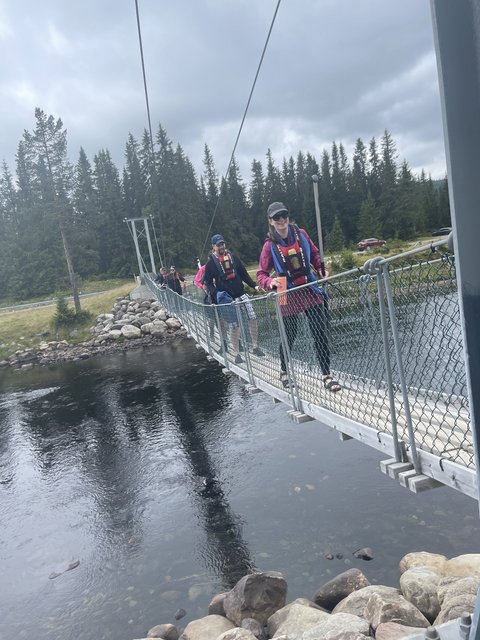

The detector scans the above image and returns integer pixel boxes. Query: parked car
[432,226,452,237]
[356,238,387,251]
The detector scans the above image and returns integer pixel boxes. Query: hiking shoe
[234,354,244,364]
[252,346,265,357]
[216,342,229,355]
[280,371,294,388]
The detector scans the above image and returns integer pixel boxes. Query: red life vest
[274,230,309,286]
[215,252,236,280]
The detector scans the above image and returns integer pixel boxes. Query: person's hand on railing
[255,285,267,293]
[269,278,281,290]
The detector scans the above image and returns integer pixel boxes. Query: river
[0,341,478,640]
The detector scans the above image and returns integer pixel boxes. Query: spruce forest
[0,109,451,302]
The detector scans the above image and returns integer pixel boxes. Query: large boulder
[399,552,447,575]
[154,309,168,321]
[313,569,370,611]
[166,317,182,330]
[208,592,228,616]
[178,614,234,640]
[146,623,179,639]
[375,621,427,640]
[434,576,480,625]
[217,630,257,640]
[223,572,287,626]
[267,602,329,638]
[399,567,441,622]
[302,612,370,640]
[332,585,400,617]
[121,324,142,339]
[364,591,429,630]
[443,554,480,577]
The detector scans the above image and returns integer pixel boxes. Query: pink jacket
[194,265,206,290]
[257,228,326,316]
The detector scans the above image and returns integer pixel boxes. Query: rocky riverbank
[0,296,188,370]
[134,551,480,640]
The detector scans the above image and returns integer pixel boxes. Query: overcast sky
[0,0,447,184]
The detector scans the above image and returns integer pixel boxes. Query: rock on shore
[0,296,188,370]
[134,551,480,640]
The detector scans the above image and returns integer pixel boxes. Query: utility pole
[312,175,326,276]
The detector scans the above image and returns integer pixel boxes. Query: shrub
[53,295,92,328]
[340,251,356,270]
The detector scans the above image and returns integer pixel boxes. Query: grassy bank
[0,282,135,361]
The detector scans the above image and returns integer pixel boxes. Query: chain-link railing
[144,241,473,483]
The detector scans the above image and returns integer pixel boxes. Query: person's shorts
[235,294,256,321]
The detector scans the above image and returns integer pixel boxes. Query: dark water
[0,341,478,640]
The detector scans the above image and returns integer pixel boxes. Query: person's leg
[305,304,340,391]
[280,313,298,373]
[231,325,240,354]
[249,318,258,348]
[305,303,330,375]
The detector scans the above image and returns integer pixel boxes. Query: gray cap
[267,202,289,218]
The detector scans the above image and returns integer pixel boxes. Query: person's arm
[257,241,277,290]
[235,257,257,290]
[203,260,217,298]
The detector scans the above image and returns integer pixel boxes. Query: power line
[199,0,283,260]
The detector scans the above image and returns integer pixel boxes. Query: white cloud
[0,0,447,179]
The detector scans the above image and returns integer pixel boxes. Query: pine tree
[248,158,266,241]
[327,216,345,252]
[264,149,284,205]
[319,149,336,242]
[93,149,130,275]
[367,137,381,203]
[22,108,81,310]
[71,147,100,276]
[357,191,381,239]
[378,130,398,237]
[393,161,420,239]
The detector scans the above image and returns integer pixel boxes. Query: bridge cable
[149,214,164,267]
[198,0,282,261]
[125,217,152,276]
[134,0,167,269]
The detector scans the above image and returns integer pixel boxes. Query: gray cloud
[0,0,446,181]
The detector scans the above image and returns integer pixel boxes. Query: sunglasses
[270,212,289,221]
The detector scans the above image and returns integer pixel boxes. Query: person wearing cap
[257,202,340,392]
[166,265,185,296]
[204,233,265,364]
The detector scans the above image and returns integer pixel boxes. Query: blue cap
[211,234,225,245]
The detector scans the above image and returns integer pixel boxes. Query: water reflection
[162,369,255,586]
[0,341,478,640]
[0,343,254,589]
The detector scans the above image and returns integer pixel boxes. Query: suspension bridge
[124,1,480,637]
[126,233,476,502]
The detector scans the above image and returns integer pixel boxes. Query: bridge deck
[195,331,476,499]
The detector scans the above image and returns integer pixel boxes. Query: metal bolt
[459,612,472,640]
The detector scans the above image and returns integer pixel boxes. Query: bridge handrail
[144,236,475,499]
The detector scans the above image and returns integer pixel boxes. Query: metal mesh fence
[144,248,472,471]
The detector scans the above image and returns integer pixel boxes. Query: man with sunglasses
[204,233,264,364]
[257,202,340,392]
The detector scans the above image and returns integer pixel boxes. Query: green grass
[0,277,134,308]
[0,282,135,361]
